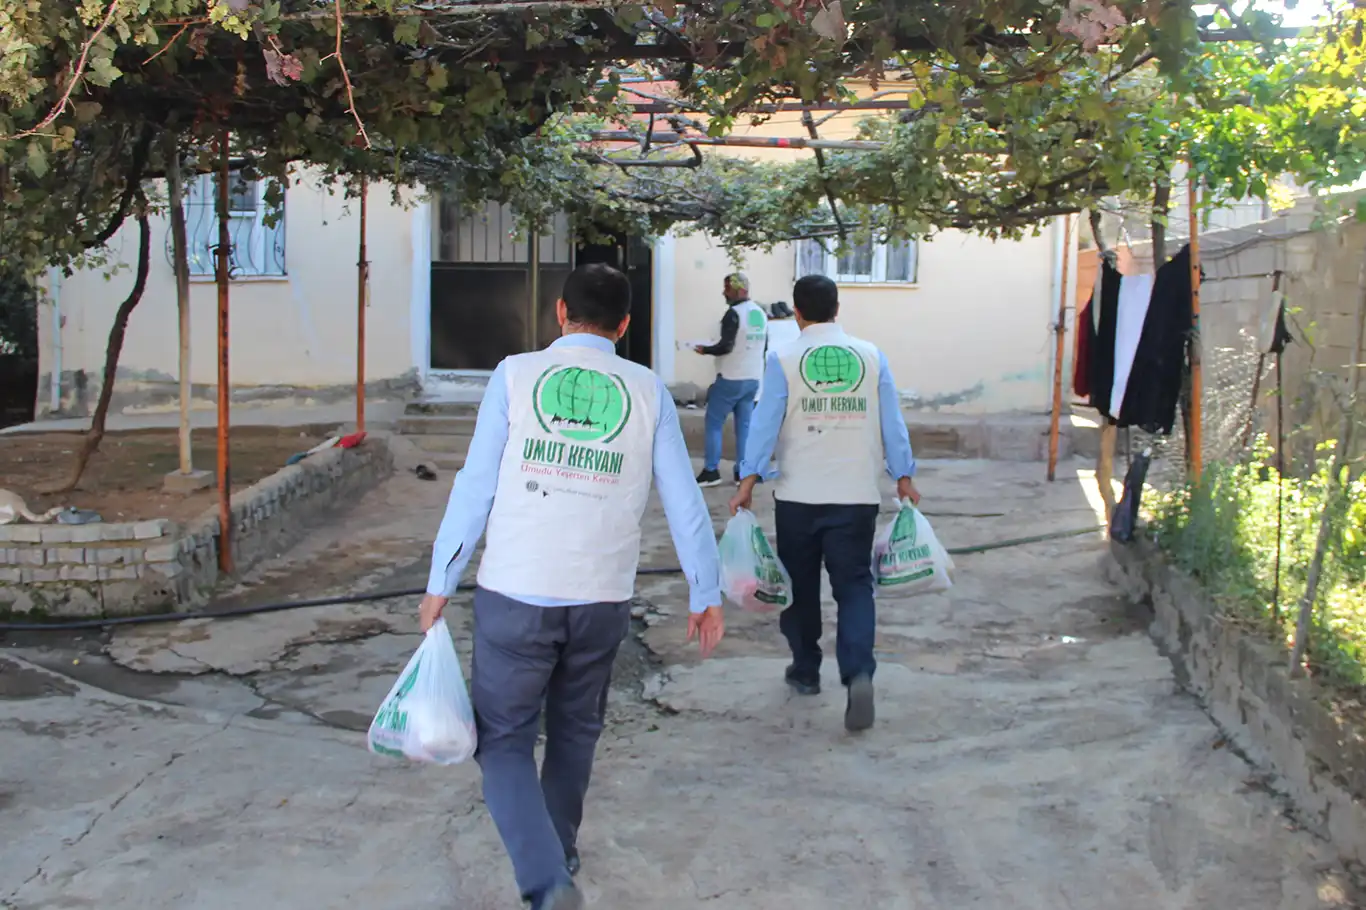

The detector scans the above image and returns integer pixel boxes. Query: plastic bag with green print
[367,619,477,764]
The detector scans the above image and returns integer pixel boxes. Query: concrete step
[400,397,1104,463]
[398,415,476,436]
[408,433,471,455]
[405,401,479,419]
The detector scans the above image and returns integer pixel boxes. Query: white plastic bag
[873,500,954,595]
[367,620,477,765]
[719,508,793,612]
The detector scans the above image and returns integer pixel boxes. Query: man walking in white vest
[729,274,918,733]
[419,263,725,910]
[694,272,767,486]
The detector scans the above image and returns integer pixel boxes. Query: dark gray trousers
[471,587,630,902]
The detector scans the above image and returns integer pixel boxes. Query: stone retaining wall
[0,435,393,619]
[1107,539,1366,866]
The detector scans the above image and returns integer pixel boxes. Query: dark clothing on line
[774,499,880,686]
[471,588,630,903]
[1088,257,1122,419]
[1073,298,1095,400]
[1117,245,1195,434]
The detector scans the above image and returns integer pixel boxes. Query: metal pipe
[215,129,234,574]
[1047,215,1073,482]
[357,175,368,433]
[1187,167,1203,482]
[588,131,883,151]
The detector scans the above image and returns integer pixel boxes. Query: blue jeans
[773,500,880,686]
[471,589,631,902]
[704,376,759,473]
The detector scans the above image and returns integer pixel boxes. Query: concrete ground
[1,448,1359,909]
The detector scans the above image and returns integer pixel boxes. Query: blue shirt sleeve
[739,352,787,480]
[877,351,916,479]
[651,378,723,614]
[425,362,510,596]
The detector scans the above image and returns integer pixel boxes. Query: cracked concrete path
[2,458,1360,909]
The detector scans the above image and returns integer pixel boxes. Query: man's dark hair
[562,263,632,332]
[792,274,839,323]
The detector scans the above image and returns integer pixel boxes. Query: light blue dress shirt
[426,333,723,614]
[739,328,917,483]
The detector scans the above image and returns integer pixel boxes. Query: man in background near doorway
[759,301,801,402]
[695,272,767,486]
[420,263,726,910]
[730,274,918,733]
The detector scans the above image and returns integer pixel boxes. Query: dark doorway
[576,232,653,369]
[429,200,654,374]
[0,269,38,429]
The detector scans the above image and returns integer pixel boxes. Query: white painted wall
[671,227,1062,414]
[40,169,418,413]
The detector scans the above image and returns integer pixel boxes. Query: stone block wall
[0,435,394,619]
[1107,539,1366,867]
[0,518,180,617]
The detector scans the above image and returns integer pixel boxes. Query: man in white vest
[729,274,918,733]
[419,263,725,910]
[694,272,768,486]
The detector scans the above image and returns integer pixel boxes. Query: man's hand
[419,593,449,632]
[897,477,921,506]
[687,606,725,658]
[729,476,758,515]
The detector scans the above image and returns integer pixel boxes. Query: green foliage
[1148,442,1366,690]
[0,1,1364,275]
[0,266,37,359]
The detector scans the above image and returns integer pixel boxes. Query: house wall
[670,226,1063,414]
[662,79,1067,414]
[37,170,418,417]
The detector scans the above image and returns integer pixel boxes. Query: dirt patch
[0,427,323,524]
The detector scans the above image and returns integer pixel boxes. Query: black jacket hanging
[1088,257,1122,419]
[1117,245,1197,434]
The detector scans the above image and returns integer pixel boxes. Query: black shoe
[845,674,875,732]
[696,469,723,488]
[534,883,584,910]
[785,664,821,696]
[566,848,581,878]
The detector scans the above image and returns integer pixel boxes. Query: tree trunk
[42,212,152,495]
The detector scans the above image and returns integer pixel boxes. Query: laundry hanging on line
[1076,244,1198,435]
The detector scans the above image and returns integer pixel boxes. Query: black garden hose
[0,526,1101,633]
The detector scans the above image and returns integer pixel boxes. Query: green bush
[1147,440,1366,689]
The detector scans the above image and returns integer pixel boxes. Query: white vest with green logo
[478,345,661,604]
[717,300,768,381]
[773,325,885,506]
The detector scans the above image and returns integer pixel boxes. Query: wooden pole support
[1187,167,1204,482]
[215,130,234,574]
[357,175,368,433]
[1047,215,1073,481]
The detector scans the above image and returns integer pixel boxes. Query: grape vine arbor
[0,0,1362,571]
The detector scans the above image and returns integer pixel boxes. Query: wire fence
[1134,210,1366,691]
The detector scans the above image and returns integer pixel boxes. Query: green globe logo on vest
[745,307,767,343]
[800,345,866,394]
[525,365,633,478]
[797,345,869,415]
